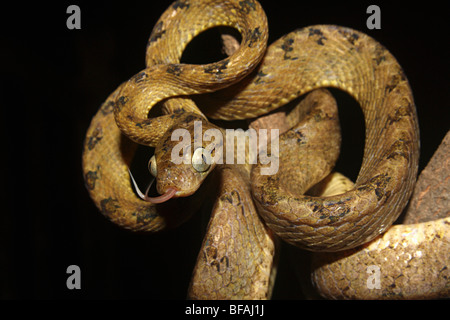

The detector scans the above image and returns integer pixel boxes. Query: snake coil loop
[83,0,449,299]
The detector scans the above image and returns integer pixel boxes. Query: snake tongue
[128,168,177,204]
[147,187,178,204]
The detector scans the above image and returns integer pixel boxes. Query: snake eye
[192,147,211,172]
[149,155,157,177]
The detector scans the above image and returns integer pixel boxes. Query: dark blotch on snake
[239,0,256,14]
[149,21,166,43]
[172,0,190,10]
[100,197,120,216]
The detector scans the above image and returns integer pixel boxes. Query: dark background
[1,0,448,299]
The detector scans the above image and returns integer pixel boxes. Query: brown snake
[82,0,449,299]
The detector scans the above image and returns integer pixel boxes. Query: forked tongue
[128,168,177,203]
[147,187,177,204]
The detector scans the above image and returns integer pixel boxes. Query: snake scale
[82,0,449,299]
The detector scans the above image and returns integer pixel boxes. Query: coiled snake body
[82,0,449,299]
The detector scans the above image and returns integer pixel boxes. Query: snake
[82,0,449,299]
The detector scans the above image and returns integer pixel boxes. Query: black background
[1,0,448,299]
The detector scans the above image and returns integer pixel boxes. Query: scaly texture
[81,0,433,299]
[311,217,450,299]
[403,130,450,224]
[185,89,339,299]
[82,87,208,231]
[188,166,276,299]
[310,130,450,299]
[247,26,419,251]
[113,0,268,147]
[82,0,268,229]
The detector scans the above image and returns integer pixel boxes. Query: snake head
[148,115,222,203]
